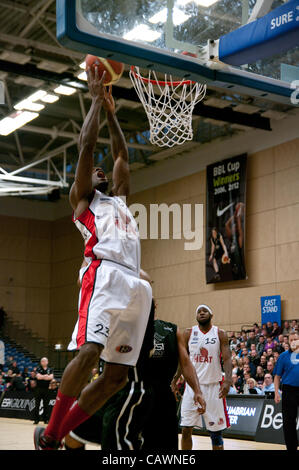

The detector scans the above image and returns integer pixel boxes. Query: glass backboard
[57,0,299,104]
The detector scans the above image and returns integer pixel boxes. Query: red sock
[57,401,90,441]
[45,390,76,440]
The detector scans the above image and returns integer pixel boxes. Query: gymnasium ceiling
[0,0,296,198]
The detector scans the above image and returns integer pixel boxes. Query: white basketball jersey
[73,190,140,273]
[188,324,223,384]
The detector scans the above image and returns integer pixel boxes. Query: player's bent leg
[78,362,129,416]
[59,342,103,397]
[55,363,129,443]
[36,342,103,448]
[181,427,193,450]
[209,430,224,450]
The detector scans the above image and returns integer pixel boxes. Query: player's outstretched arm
[176,329,206,413]
[69,67,106,214]
[103,86,130,198]
[219,329,232,399]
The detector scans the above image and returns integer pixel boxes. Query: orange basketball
[222,254,230,264]
[85,55,124,86]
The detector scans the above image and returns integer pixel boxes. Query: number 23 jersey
[188,325,222,384]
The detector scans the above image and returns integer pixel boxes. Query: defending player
[34,67,152,449]
[173,304,232,450]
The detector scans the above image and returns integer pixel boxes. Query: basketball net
[129,66,207,148]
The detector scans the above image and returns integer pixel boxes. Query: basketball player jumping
[34,67,152,449]
[173,304,232,450]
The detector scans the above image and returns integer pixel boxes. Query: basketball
[85,55,124,86]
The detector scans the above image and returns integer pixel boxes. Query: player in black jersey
[64,298,205,450]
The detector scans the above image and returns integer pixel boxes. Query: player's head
[289,332,299,352]
[196,304,213,326]
[211,227,218,237]
[92,167,109,193]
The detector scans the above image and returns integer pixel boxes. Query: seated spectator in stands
[49,379,58,391]
[240,347,249,359]
[27,371,37,392]
[11,372,26,391]
[229,375,239,395]
[10,361,20,375]
[243,356,256,377]
[246,330,258,349]
[273,351,280,364]
[255,366,265,385]
[275,335,285,354]
[0,376,6,393]
[237,342,246,357]
[282,342,290,351]
[261,327,268,338]
[290,319,298,332]
[4,369,14,387]
[260,355,268,371]
[264,336,275,352]
[6,356,14,370]
[249,349,260,368]
[281,320,291,336]
[266,347,274,359]
[90,368,99,382]
[22,367,29,381]
[266,321,273,336]
[261,373,275,394]
[266,360,275,377]
[270,321,282,339]
[245,378,263,395]
[232,358,240,375]
[229,335,239,352]
[232,374,243,394]
[256,335,265,357]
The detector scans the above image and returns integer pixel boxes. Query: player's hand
[171,378,182,402]
[274,391,281,404]
[87,66,106,104]
[194,392,206,415]
[219,380,230,399]
[103,85,116,114]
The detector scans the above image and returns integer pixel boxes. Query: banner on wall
[261,295,282,326]
[206,154,247,284]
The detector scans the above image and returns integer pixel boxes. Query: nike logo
[216,203,234,217]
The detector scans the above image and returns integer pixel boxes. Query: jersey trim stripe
[115,381,135,450]
[123,380,145,450]
[76,260,102,348]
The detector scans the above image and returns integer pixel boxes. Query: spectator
[243,356,256,377]
[266,348,274,359]
[266,321,273,336]
[232,358,240,375]
[10,361,20,375]
[229,375,240,394]
[27,371,37,392]
[262,373,275,394]
[266,360,275,377]
[6,356,14,369]
[49,379,59,392]
[22,367,29,382]
[0,339,4,371]
[264,337,275,352]
[290,320,298,333]
[11,372,26,391]
[281,321,291,336]
[255,366,265,386]
[0,376,6,393]
[261,327,268,338]
[249,349,260,368]
[270,321,282,339]
[275,336,285,354]
[237,342,246,357]
[229,336,239,352]
[240,347,249,359]
[257,335,265,356]
[282,343,290,351]
[246,331,258,349]
[33,357,54,425]
[4,369,14,388]
[244,378,263,395]
[260,355,268,372]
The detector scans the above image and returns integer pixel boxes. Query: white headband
[196,304,213,315]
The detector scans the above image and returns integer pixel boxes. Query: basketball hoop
[129,66,207,148]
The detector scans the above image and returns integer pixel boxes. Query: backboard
[57,0,299,104]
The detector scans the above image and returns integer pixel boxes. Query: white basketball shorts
[68,259,152,367]
[180,382,230,432]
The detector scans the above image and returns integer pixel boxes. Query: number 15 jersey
[188,325,222,384]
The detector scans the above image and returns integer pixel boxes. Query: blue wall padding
[219,0,299,66]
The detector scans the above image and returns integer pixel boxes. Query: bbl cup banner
[206,154,247,284]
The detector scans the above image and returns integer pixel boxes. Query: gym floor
[0,418,285,450]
